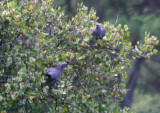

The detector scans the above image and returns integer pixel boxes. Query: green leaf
[121,83,126,88]
[67,34,72,38]
[120,49,124,54]
[153,49,158,54]
[123,73,128,77]
[77,34,83,39]
[40,65,45,70]
[84,37,89,42]
[114,83,118,88]
[11,37,15,40]
[124,25,128,31]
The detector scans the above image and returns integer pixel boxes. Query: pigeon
[44,62,68,85]
[92,23,106,40]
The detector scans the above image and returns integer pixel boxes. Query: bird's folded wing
[45,68,61,79]
[47,71,54,77]
[92,28,97,36]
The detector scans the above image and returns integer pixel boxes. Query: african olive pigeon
[45,62,68,85]
[92,23,106,40]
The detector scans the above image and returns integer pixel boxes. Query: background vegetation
[0,0,159,112]
[54,0,160,112]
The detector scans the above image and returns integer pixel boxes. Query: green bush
[0,0,158,112]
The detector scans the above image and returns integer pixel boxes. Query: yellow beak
[95,26,97,28]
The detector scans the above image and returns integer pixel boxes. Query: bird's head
[95,23,101,29]
[60,62,68,68]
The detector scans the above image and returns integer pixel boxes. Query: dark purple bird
[92,23,106,40]
[45,62,68,85]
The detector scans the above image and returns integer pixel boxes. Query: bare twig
[114,14,119,26]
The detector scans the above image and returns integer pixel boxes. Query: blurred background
[54,0,160,112]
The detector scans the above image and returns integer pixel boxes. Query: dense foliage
[0,0,158,112]
[54,0,160,112]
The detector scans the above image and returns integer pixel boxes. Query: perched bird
[44,62,68,85]
[92,23,106,40]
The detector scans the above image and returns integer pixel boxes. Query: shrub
[0,0,158,112]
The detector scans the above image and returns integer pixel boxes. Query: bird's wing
[92,28,97,36]
[92,29,100,40]
[45,68,61,80]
